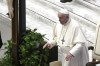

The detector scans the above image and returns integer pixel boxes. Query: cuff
[48,40,57,48]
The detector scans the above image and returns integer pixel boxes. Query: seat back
[93,25,100,60]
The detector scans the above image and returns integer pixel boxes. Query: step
[76,0,100,13]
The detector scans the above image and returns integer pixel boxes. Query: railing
[26,8,56,23]
[84,0,100,8]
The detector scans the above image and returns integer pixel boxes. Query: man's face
[58,13,69,25]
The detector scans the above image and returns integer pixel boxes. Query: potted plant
[19,29,49,66]
[0,29,49,66]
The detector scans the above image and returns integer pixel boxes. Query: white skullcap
[59,9,69,14]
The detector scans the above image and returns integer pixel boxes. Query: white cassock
[48,19,89,66]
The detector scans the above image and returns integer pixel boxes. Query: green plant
[19,29,49,66]
[0,29,49,66]
[0,40,15,66]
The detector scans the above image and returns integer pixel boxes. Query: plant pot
[49,61,62,66]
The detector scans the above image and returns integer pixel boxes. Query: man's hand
[65,52,74,61]
[43,43,52,49]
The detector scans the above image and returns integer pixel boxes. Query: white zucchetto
[59,9,69,14]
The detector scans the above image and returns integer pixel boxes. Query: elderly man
[43,9,89,66]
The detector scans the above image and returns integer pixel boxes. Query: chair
[86,25,100,66]
[86,46,100,66]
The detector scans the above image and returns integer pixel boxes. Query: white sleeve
[69,43,83,56]
[70,24,86,56]
[48,24,57,47]
[73,25,86,45]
